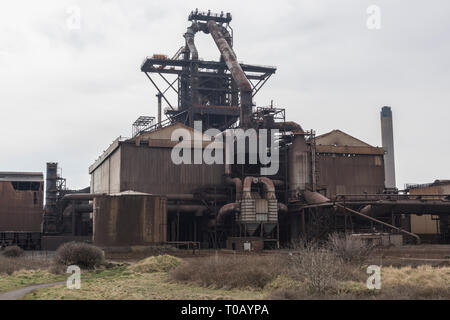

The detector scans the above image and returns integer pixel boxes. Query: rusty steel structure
[43,162,92,237]
[139,11,276,132]
[3,10,449,251]
[84,10,450,249]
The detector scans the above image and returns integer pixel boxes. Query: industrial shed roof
[0,172,43,182]
[315,130,384,155]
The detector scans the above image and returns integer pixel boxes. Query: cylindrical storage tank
[288,134,310,196]
[93,194,167,247]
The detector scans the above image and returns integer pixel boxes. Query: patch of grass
[23,269,263,300]
[0,270,65,293]
[129,255,181,273]
[170,254,286,290]
[264,274,302,291]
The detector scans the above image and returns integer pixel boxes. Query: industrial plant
[1,10,449,252]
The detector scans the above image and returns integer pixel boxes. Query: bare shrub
[2,245,24,258]
[170,254,286,289]
[327,233,374,265]
[0,256,51,275]
[288,241,349,295]
[54,242,104,269]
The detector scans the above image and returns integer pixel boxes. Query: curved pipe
[217,202,239,224]
[184,24,199,60]
[184,23,200,105]
[243,177,258,199]
[242,177,276,200]
[304,190,331,204]
[207,20,253,128]
[259,177,276,200]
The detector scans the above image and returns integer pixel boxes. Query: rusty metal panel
[119,143,224,195]
[317,153,385,198]
[0,179,43,232]
[93,194,166,246]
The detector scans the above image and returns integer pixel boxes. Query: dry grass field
[1,239,449,300]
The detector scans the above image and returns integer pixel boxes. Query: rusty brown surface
[119,143,223,195]
[93,195,166,246]
[0,181,43,232]
[316,153,385,198]
[207,20,253,128]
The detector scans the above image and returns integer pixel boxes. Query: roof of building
[0,172,43,182]
[315,129,384,155]
[89,122,223,174]
[316,129,374,147]
[130,122,210,143]
[406,180,450,190]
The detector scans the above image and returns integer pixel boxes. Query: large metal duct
[207,20,253,128]
[381,106,396,189]
[217,202,240,223]
[184,23,201,106]
[259,177,276,200]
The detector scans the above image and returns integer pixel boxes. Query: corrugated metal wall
[317,153,385,198]
[0,181,43,232]
[119,143,224,194]
[93,194,166,246]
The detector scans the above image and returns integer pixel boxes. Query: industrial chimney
[380,106,396,189]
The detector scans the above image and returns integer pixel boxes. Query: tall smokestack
[380,106,396,189]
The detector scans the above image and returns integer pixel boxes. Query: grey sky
[1,0,449,190]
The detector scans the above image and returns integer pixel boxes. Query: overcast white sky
[1,0,449,190]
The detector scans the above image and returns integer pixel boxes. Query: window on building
[11,181,41,191]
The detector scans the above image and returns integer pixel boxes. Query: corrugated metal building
[408,180,450,242]
[89,123,225,195]
[0,172,44,232]
[315,130,385,198]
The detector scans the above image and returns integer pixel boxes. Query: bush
[54,242,104,269]
[288,241,348,295]
[130,255,181,273]
[2,245,24,258]
[0,256,51,275]
[327,233,374,265]
[170,254,286,290]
